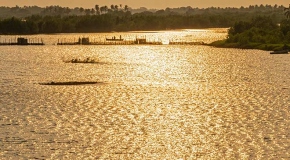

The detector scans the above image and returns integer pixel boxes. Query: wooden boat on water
[270,50,289,54]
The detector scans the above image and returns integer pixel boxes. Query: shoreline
[208,40,290,51]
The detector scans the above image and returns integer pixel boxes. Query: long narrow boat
[270,50,289,54]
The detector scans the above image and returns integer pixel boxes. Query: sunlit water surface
[0,29,289,159]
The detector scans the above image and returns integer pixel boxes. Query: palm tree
[79,7,84,15]
[85,9,91,15]
[65,7,71,15]
[104,6,109,12]
[91,8,95,15]
[115,5,119,11]
[104,6,108,13]
[284,4,290,19]
[111,4,115,11]
[95,5,100,15]
[100,6,105,14]
[124,5,129,12]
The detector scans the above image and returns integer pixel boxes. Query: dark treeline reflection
[0,4,287,34]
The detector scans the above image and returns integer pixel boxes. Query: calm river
[0,29,289,159]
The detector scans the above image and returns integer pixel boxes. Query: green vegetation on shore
[210,39,290,51]
[209,11,290,51]
[0,4,287,34]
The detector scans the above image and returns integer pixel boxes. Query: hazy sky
[0,0,289,9]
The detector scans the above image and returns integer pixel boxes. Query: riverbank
[208,39,290,51]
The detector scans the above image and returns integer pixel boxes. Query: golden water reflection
[0,29,289,159]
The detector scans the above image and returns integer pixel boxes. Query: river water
[0,29,289,159]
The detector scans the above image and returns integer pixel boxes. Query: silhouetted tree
[115,5,119,11]
[100,6,105,14]
[91,8,95,15]
[124,5,129,12]
[110,5,115,11]
[104,6,108,13]
[79,7,84,15]
[284,4,290,19]
[65,7,71,15]
[95,5,100,15]
[85,9,91,15]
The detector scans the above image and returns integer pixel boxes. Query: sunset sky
[0,0,288,9]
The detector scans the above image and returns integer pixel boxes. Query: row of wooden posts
[0,38,44,45]
[0,37,204,46]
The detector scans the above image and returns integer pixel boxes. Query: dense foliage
[0,4,285,18]
[227,16,290,44]
[0,12,232,34]
[210,15,290,50]
[0,4,288,34]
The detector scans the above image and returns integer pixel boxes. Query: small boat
[65,57,98,63]
[270,50,289,54]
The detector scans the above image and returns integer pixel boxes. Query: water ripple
[0,29,289,159]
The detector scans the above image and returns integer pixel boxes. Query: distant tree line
[0,4,130,18]
[0,4,286,18]
[0,4,288,34]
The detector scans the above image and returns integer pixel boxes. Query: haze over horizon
[0,0,288,9]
